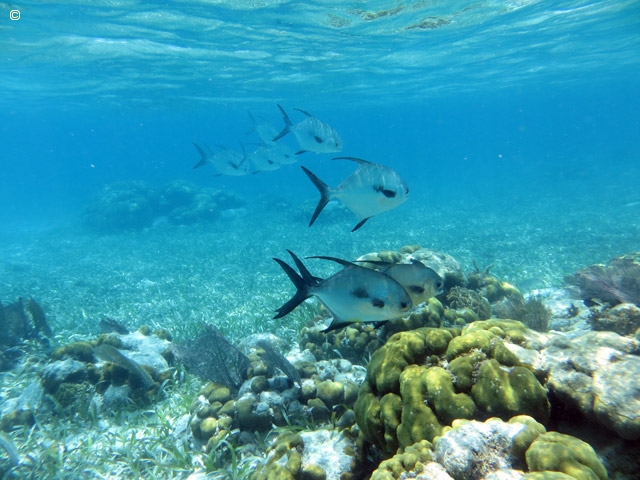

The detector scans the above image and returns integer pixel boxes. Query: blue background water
[1,0,639,280]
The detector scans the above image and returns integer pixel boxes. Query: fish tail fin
[273,251,315,318]
[301,166,332,227]
[245,111,256,135]
[192,142,209,169]
[273,104,291,142]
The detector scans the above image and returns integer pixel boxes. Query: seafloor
[1,183,639,479]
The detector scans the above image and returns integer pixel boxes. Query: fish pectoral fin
[351,217,371,232]
[314,136,324,144]
[295,150,308,155]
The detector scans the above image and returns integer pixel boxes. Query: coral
[589,303,640,335]
[433,417,540,479]
[355,321,549,455]
[171,323,251,392]
[300,318,383,364]
[370,440,433,480]
[82,181,159,233]
[24,297,52,338]
[446,287,492,321]
[82,180,246,232]
[496,295,552,333]
[566,253,640,307]
[53,341,96,363]
[254,429,357,480]
[0,298,32,346]
[525,432,608,480]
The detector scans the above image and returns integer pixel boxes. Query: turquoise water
[1,0,639,332]
[0,1,639,476]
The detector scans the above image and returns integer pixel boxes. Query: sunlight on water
[3,0,639,108]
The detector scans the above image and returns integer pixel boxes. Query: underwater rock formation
[541,331,640,440]
[82,180,246,232]
[82,181,159,233]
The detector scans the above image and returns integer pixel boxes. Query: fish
[273,250,412,332]
[248,143,296,173]
[302,157,409,232]
[273,104,343,155]
[354,258,444,306]
[92,344,155,389]
[192,143,250,176]
[246,111,281,146]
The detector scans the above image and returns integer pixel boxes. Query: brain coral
[355,320,550,455]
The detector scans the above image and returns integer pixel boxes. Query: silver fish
[358,259,444,306]
[273,104,343,155]
[249,143,297,173]
[302,157,409,232]
[273,250,412,332]
[246,111,280,146]
[192,143,250,176]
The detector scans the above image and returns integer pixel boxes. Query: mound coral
[354,320,549,455]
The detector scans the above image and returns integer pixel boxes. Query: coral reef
[588,303,640,336]
[446,286,492,321]
[82,180,245,232]
[496,295,553,332]
[355,320,550,455]
[366,416,608,480]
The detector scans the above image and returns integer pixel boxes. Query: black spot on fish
[374,184,397,198]
[371,298,385,308]
[314,136,324,144]
[351,287,369,299]
[409,285,425,295]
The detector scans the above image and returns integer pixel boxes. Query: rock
[542,330,640,439]
[592,355,640,440]
[41,359,88,393]
[434,418,535,480]
[102,384,133,411]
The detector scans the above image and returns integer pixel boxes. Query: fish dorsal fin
[306,255,356,268]
[293,108,313,117]
[286,250,318,286]
[332,156,374,166]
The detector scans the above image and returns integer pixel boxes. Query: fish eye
[436,281,443,290]
[400,301,410,309]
